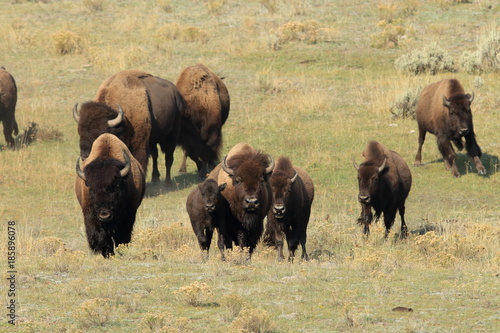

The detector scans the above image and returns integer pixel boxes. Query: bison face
[270,170,298,219]
[199,180,226,213]
[76,153,131,223]
[222,154,274,214]
[443,94,474,137]
[354,158,386,204]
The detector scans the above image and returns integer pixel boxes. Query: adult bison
[75,133,145,257]
[74,69,183,186]
[414,78,486,177]
[263,157,314,262]
[0,67,19,148]
[353,141,412,238]
[176,64,230,178]
[207,142,274,256]
[186,178,231,260]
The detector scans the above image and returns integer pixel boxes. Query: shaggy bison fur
[414,78,485,177]
[354,141,412,238]
[0,67,19,148]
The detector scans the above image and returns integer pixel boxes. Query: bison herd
[0,64,488,260]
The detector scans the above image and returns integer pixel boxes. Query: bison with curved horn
[207,142,274,257]
[74,69,183,186]
[176,64,230,179]
[0,67,19,148]
[263,157,314,262]
[414,78,486,177]
[353,141,412,238]
[75,133,145,257]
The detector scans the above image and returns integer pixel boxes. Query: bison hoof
[478,168,487,175]
[413,161,422,167]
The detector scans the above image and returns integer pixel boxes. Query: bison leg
[358,204,373,236]
[160,139,176,187]
[150,144,160,182]
[414,127,427,167]
[300,230,309,261]
[398,203,408,239]
[2,119,16,148]
[464,132,486,175]
[437,136,460,177]
[216,228,228,261]
[179,150,188,173]
[275,227,285,262]
[383,209,397,238]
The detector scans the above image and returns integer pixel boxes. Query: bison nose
[244,198,259,211]
[459,127,469,135]
[98,210,113,222]
[273,205,285,217]
[358,195,370,203]
[205,204,215,212]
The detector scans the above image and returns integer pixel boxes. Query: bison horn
[120,151,131,177]
[468,91,474,104]
[76,157,86,181]
[443,96,451,108]
[265,156,275,175]
[108,105,124,128]
[72,103,80,123]
[290,170,299,183]
[378,158,387,173]
[221,155,235,176]
[352,159,360,171]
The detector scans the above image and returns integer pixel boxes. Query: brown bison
[414,78,486,177]
[176,64,230,178]
[0,67,19,148]
[207,142,274,256]
[263,157,314,262]
[353,141,412,237]
[74,69,183,186]
[75,133,145,257]
[186,178,232,260]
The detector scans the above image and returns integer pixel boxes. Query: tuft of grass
[174,281,214,306]
[73,298,113,328]
[51,30,84,55]
[220,294,244,322]
[228,308,277,333]
[395,42,456,75]
[370,19,408,48]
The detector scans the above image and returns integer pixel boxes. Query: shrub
[370,19,407,48]
[73,298,113,328]
[228,308,276,333]
[394,42,456,75]
[389,87,421,119]
[277,20,321,44]
[174,281,214,306]
[140,313,190,332]
[220,294,244,322]
[460,26,500,73]
[51,30,84,55]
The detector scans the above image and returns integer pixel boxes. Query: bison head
[73,102,125,160]
[270,169,298,219]
[76,151,131,223]
[221,153,274,213]
[353,158,386,204]
[443,92,474,137]
[199,179,226,214]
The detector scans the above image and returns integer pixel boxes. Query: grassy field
[1,0,499,332]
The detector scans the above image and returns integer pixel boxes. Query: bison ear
[443,96,451,108]
[219,183,227,192]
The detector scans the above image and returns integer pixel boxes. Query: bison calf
[414,78,486,177]
[75,133,145,257]
[264,157,314,262]
[186,179,231,260]
[353,141,412,238]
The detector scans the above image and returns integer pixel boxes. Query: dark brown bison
[0,67,19,148]
[75,133,145,257]
[186,178,232,260]
[207,142,274,256]
[74,69,183,186]
[263,157,314,261]
[353,141,412,238]
[414,78,486,177]
[176,64,230,178]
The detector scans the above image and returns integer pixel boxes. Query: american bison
[186,178,231,260]
[207,142,274,256]
[0,67,19,148]
[414,78,486,177]
[176,64,230,178]
[74,69,183,186]
[263,157,314,261]
[353,141,412,238]
[75,133,145,257]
